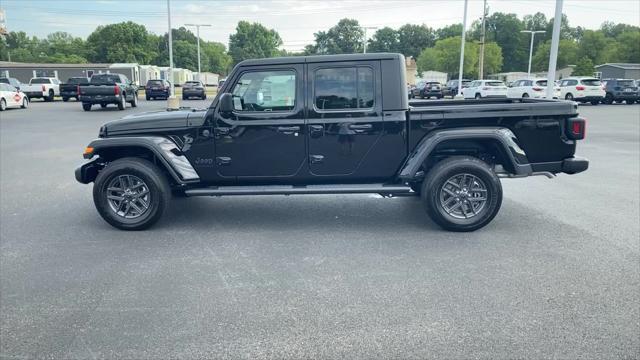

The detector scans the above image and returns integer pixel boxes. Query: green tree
[367,27,399,53]
[572,56,595,76]
[436,24,463,40]
[86,22,156,63]
[417,36,478,78]
[484,13,527,72]
[228,21,282,64]
[397,24,435,59]
[531,39,579,71]
[578,30,609,64]
[616,30,640,63]
[482,42,503,76]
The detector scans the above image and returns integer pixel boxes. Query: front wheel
[565,93,574,101]
[0,98,6,111]
[93,158,171,230]
[82,103,92,111]
[46,90,54,102]
[421,156,502,232]
[62,97,69,102]
[475,93,481,99]
[626,99,636,105]
[21,98,29,109]
[591,100,599,105]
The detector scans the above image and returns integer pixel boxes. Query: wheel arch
[397,128,532,181]
[82,136,200,185]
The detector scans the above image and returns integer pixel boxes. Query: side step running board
[184,184,413,197]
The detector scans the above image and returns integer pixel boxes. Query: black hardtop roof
[237,52,404,66]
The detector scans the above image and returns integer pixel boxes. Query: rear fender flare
[84,136,200,184]
[398,127,532,180]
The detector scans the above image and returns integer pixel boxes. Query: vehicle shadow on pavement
[158,195,440,233]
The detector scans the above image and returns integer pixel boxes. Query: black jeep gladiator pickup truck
[78,73,139,111]
[76,53,588,231]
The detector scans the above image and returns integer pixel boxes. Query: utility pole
[185,23,212,76]
[361,26,377,53]
[521,30,546,77]
[166,0,175,103]
[455,0,468,98]
[478,0,487,80]
[546,0,563,99]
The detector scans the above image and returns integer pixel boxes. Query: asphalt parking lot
[1,98,639,359]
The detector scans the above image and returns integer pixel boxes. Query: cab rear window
[617,80,635,87]
[147,80,163,86]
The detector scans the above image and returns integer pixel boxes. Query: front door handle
[277,126,300,135]
[215,127,230,136]
[216,157,231,166]
[310,155,324,164]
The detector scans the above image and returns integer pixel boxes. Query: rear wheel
[604,93,614,104]
[117,94,126,110]
[590,100,599,105]
[82,103,92,111]
[130,92,138,107]
[146,95,150,101]
[46,89,54,102]
[565,93,574,101]
[0,98,6,111]
[93,158,170,230]
[100,103,107,108]
[421,156,502,232]
[475,93,481,99]
[62,97,69,102]
[627,99,636,104]
[202,94,207,100]
[21,98,28,109]
[522,93,529,98]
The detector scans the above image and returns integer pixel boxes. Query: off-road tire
[93,158,171,230]
[421,156,502,232]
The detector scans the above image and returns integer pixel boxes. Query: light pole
[546,0,563,99]
[478,0,487,80]
[521,30,545,77]
[455,0,468,98]
[166,0,175,102]
[184,23,212,76]
[361,26,377,53]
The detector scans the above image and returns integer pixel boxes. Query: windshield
[580,79,601,86]
[618,80,635,87]
[30,78,52,84]
[91,74,121,85]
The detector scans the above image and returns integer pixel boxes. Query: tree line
[0,13,638,78]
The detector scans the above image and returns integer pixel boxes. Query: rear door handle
[349,124,372,129]
[277,126,300,134]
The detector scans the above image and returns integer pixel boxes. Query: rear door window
[580,79,601,86]
[314,67,374,110]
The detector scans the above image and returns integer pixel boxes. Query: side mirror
[219,92,234,113]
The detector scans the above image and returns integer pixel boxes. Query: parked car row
[407,77,638,104]
[0,74,212,112]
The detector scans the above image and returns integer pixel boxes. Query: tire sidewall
[93,159,169,230]
[22,98,28,108]
[422,157,502,232]
[1,98,6,110]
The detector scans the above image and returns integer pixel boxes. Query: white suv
[462,80,508,99]
[559,77,605,105]
[507,78,561,99]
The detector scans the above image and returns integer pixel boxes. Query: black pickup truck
[60,77,89,102]
[78,73,139,111]
[76,53,588,231]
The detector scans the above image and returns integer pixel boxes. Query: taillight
[114,86,120,95]
[532,87,543,91]
[41,85,45,91]
[566,117,586,140]
[576,85,586,91]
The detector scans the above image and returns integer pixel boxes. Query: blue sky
[1,0,639,51]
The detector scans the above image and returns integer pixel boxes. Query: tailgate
[79,85,116,96]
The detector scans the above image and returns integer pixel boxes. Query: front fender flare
[398,127,532,181]
[83,136,200,184]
